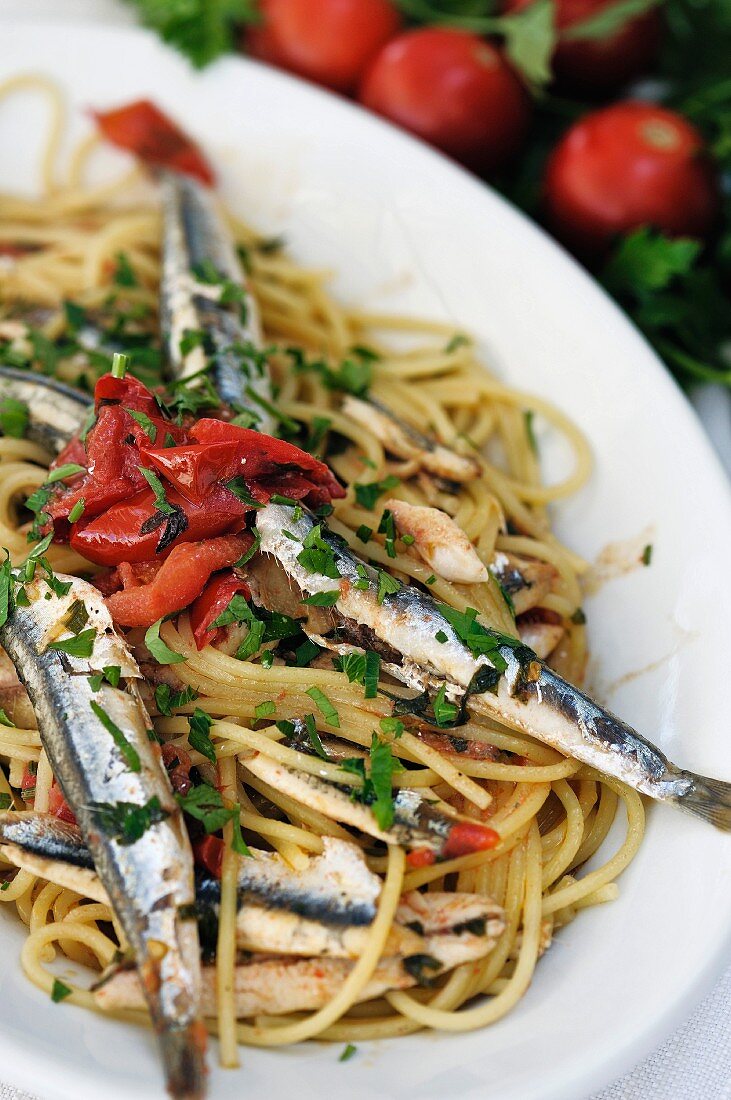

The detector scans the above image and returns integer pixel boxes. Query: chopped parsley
[154,682,198,716]
[376,569,401,604]
[254,700,276,721]
[188,708,216,764]
[342,735,399,830]
[297,524,341,579]
[379,716,404,739]
[339,1043,357,1063]
[176,782,234,834]
[356,524,372,543]
[144,619,186,665]
[435,630,448,644]
[0,709,13,727]
[51,979,72,1003]
[46,463,85,485]
[92,796,169,844]
[301,589,340,607]
[432,685,459,728]
[90,700,141,772]
[306,416,332,454]
[48,628,96,659]
[225,478,262,509]
[570,607,587,625]
[0,397,29,439]
[67,498,86,524]
[445,333,469,353]
[305,686,340,728]
[113,251,138,287]
[128,409,158,443]
[641,543,653,566]
[65,599,89,635]
[354,475,400,510]
[378,509,397,558]
[304,713,328,759]
[139,466,174,515]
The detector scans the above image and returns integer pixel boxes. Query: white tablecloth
[1,2,730,1097]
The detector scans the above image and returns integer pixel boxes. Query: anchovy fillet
[256,503,731,830]
[0,576,205,1098]
[0,367,92,456]
[160,171,274,430]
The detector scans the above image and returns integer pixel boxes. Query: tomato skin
[105,533,251,628]
[190,571,251,650]
[193,835,224,879]
[359,29,531,174]
[503,0,662,95]
[543,102,721,258]
[245,0,401,94]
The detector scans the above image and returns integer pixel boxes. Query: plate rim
[0,18,729,1100]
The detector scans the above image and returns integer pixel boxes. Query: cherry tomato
[359,29,531,174]
[503,0,662,95]
[245,0,401,94]
[544,102,721,258]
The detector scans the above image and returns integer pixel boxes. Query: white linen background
[0,2,729,1097]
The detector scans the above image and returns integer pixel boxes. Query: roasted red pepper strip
[190,570,251,651]
[94,100,214,185]
[70,483,248,566]
[105,533,252,628]
[193,835,224,879]
[142,419,344,504]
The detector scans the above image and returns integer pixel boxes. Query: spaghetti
[0,77,644,1064]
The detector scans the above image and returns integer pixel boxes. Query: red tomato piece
[442,821,500,859]
[193,835,225,879]
[94,100,214,185]
[359,29,531,174]
[503,0,662,95]
[70,483,249,566]
[245,0,401,94]
[190,571,251,650]
[105,532,252,628]
[48,782,77,825]
[544,102,721,258]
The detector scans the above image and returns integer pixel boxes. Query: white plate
[0,22,730,1100]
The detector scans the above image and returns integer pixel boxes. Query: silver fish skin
[0,367,92,456]
[256,503,731,830]
[160,170,274,431]
[0,575,206,1099]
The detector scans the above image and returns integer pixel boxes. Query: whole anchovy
[159,170,274,432]
[0,574,205,1098]
[256,503,731,830]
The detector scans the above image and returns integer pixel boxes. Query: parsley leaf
[0,397,29,439]
[354,476,400,510]
[90,700,141,772]
[188,708,217,764]
[48,628,96,659]
[92,796,169,844]
[145,619,186,665]
[51,979,72,1003]
[306,686,340,728]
